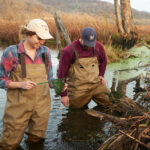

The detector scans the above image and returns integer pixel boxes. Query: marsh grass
[0,12,149,62]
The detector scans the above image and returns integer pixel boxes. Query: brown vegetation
[0,13,150,62]
[1,13,150,44]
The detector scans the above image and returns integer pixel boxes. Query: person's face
[80,38,92,51]
[27,34,46,49]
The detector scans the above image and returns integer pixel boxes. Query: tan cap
[25,19,53,40]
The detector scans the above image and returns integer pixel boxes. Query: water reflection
[0,47,149,150]
[57,109,106,150]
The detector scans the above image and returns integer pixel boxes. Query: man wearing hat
[58,27,111,109]
[0,19,53,149]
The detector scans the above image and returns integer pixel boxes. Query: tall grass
[0,12,150,62]
[0,13,117,45]
[1,12,149,44]
[0,19,21,44]
[136,25,150,44]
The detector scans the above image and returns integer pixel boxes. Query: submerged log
[86,109,130,127]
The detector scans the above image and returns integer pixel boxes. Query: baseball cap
[81,27,96,47]
[25,19,53,40]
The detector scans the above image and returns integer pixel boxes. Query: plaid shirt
[0,41,53,89]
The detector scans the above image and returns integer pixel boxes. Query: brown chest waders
[66,44,111,109]
[0,48,51,150]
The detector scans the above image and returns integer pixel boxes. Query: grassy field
[0,13,150,62]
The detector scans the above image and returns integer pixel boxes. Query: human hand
[99,76,106,86]
[61,96,69,107]
[62,83,68,92]
[20,81,37,90]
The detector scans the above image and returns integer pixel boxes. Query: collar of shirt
[17,40,42,54]
[17,40,45,63]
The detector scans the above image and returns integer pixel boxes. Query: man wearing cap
[0,19,53,149]
[58,27,111,109]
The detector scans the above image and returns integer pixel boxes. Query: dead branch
[140,74,150,97]
[119,130,150,149]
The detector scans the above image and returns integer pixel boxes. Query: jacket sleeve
[0,47,18,89]
[98,45,107,77]
[58,47,74,97]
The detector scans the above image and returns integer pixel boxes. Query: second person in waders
[58,27,112,109]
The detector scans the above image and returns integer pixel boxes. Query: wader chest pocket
[79,65,84,68]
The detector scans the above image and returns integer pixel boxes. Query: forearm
[7,80,37,90]
[7,81,22,89]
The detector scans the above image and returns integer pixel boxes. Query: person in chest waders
[0,19,53,150]
[58,27,112,109]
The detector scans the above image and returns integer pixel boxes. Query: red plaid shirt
[0,41,53,88]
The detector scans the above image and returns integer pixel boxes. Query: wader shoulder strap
[16,45,26,78]
[69,44,79,59]
[42,53,49,75]
[93,49,97,57]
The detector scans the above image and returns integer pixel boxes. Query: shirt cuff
[49,80,54,88]
[61,90,67,97]
[5,80,12,88]
[99,73,104,77]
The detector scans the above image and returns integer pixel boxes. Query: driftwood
[118,64,150,72]
[86,108,150,150]
[86,109,130,127]
[119,130,150,149]
[133,42,150,49]
[113,97,145,115]
[54,12,71,53]
[140,74,150,97]
[55,20,63,52]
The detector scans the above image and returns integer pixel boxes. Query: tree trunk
[120,0,135,34]
[114,0,125,35]
[114,0,138,50]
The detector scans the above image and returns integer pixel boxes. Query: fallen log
[85,109,130,127]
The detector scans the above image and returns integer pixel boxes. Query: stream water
[0,46,149,150]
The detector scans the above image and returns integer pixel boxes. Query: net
[51,78,65,96]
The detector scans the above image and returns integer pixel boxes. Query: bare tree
[121,0,136,34]
[114,0,138,50]
[114,0,124,35]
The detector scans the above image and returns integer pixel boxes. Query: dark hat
[81,27,96,47]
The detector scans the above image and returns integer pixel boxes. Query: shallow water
[0,47,149,150]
